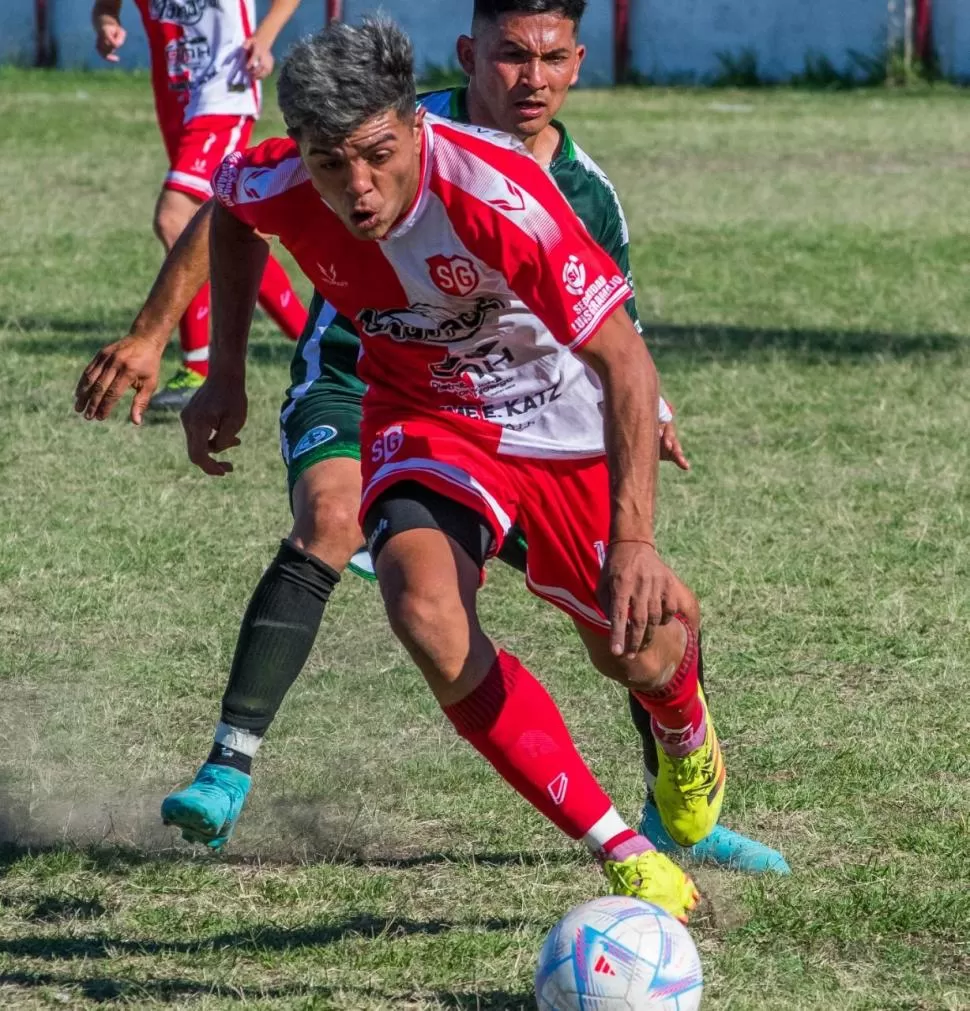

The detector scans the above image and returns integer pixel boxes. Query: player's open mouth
[514,100,546,120]
[351,209,380,230]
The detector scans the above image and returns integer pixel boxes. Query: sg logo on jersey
[427,255,480,298]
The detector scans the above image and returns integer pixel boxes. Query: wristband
[610,539,656,550]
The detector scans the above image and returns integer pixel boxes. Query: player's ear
[570,44,587,87]
[413,105,427,137]
[456,35,475,77]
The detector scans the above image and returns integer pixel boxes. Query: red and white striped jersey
[213,115,633,459]
[133,0,260,125]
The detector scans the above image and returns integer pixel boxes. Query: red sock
[443,651,634,851]
[258,255,308,341]
[179,281,210,378]
[632,615,705,757]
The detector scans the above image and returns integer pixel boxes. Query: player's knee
[289,464,363,570]
[587,619,689,691]
[152,205,188,250]
[291,496,360,567]
[383,583,465,680]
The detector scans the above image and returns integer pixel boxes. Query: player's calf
[580,616,726,848]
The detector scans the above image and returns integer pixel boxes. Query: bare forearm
[130,201,213,346]
[254,0,300,45]
[208,204,269,379]
[579,313,660,542]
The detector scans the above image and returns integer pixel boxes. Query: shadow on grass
[642,321,965,361]
[0,840,577,875]
[4,315,966,364]
[0,912,531,959]
[3,316,296,367]
[0,970,536,1008]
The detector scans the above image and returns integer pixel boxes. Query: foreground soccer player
[77,1,786,875]
[91,0,308,408]
[219,17,720,919]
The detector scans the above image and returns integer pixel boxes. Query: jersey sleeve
[431,127,633,352]
[210,136,303,236]
[592,196,642,335]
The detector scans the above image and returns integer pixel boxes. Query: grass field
[2,68,970,1009]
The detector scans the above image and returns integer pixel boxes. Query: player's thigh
[363,481,495,699]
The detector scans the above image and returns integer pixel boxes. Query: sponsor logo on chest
[356,296,503,345]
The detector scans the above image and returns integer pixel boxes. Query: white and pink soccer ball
[535,896,704,1011]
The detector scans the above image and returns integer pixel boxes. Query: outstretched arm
[74,200,214,424]
[578,309,695,659]
[180,203,269,476]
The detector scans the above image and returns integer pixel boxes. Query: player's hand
[659,419,690,471]
[598,541,694,658]
[181,376,248,477]
[239,35,274,80]
[74,335,164,424]
[95,19,127,62]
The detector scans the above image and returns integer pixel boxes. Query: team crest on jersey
[562,255,588,297]
[427,255,480,298]
[150,0,219,26]
[356,296,503,345]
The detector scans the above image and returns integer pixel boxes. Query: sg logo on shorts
[370,425,404,465]
[292,425,338,460]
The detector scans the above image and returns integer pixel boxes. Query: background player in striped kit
[91,0,308,410]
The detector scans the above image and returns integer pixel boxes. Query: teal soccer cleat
[639,799,791,875]
[161,764,251,851]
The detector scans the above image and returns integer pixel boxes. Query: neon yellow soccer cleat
[604,849,700,924]
[148,367,205,413]
[653,688,726,848]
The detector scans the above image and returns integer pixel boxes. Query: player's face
[458,13,585,140]
[299,108,426,241]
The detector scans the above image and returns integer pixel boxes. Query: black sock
[207,540,340,772]
[628,632,706,792]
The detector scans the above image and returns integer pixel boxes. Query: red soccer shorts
[161,113,254,202]
[360,415,613,634]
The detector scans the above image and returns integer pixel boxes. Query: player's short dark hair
[472,0,587,31]
[277,16,416,145]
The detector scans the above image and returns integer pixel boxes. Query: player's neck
[527,124,562,169]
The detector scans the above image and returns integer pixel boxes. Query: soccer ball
[535,896,704,1010]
